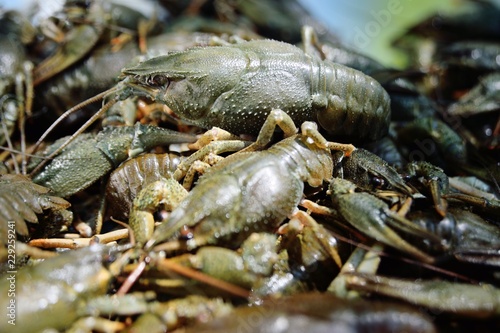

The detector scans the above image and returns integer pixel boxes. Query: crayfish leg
[300,121,356,155]
[328,244,383,298]
[240,109,298,152]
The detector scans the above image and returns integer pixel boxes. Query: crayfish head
[121,47,248,126]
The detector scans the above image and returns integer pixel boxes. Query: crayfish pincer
[145,110,355,250]
[31,123,196,198]
[122,39,391,141]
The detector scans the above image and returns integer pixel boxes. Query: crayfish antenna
[155,257,250,298]
[18,61,34,175]
[31,87,114,152]
[111,217,147,296]
[116,256,149,296]
[28,88,120,177]
[0,96,20,174]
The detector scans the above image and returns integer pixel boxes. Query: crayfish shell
[0,174,70,243]
[105,153,183,221]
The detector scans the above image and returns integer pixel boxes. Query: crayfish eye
[371,176,386,189]
[145,75,170,88]
[402,174,412,182]
[179,225,194,240]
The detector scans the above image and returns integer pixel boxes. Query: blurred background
[299,0,463,68]
[1,0,497,67]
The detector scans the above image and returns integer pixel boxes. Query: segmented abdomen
[315,60,391,141]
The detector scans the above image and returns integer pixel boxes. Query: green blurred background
[300,0,464,68]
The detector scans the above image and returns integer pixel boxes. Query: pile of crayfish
[0,0,499,332]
